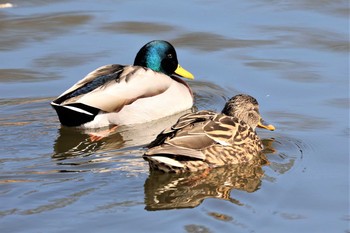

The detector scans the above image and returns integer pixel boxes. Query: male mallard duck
[51,40,194,128]
[143,94,275,173]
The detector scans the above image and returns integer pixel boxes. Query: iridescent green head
[134,40,194,79]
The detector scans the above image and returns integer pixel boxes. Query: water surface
[0,1,348,233]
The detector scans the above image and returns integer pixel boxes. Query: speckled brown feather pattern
[144,110,264,173]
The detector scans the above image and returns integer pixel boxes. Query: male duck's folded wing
[58,64,125,98]
[52,66,174,113]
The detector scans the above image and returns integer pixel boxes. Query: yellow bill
[174,64,194,80]
[258,118,275,131]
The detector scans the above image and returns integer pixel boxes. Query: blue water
[0,1,349,232]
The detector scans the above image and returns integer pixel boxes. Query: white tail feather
[149,156,184,168]
[63,105,94,115]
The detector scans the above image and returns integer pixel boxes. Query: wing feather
[52,66,173,113]
[145,144,206,160]
[147,110,217,148]
[57,64,124,98]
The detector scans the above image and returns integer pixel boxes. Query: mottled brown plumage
[143,94,275,173]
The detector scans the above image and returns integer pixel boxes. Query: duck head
[134,40,194,79]
[222,94,275,131]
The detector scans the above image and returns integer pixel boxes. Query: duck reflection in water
[143,136,302,211]
[52,126,122,160]
[144,152,269,211]
[52,110,191,160]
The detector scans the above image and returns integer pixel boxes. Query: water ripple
[173,32,277,52]
[0,12,92,50]
[101,21,176,34]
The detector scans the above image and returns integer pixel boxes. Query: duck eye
[167,54,173,59]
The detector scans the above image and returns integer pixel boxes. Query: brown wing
[204,114,263,150]
[203,114,241,145]
[145,111,238,161]
[145,143,206,160]
[147,110,217,148]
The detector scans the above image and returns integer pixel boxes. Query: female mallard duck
[143,94,275,173]
[51,40,194,128]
